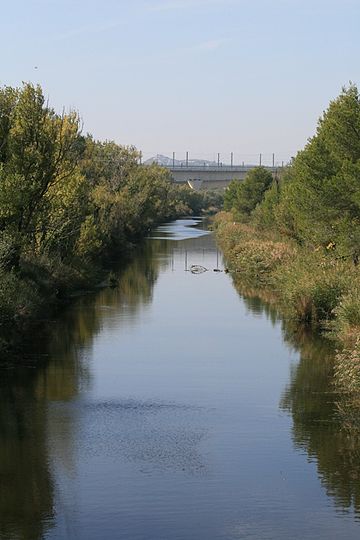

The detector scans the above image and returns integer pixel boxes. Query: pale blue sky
[1,0,359,164]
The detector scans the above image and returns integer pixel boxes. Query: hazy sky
[1,0,359,163]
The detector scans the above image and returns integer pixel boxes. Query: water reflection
[0,220,210,540]
[149,217,211,240]
[2,219,360,539]
[0,369,54,540]
[281,333,360,516]
[232,279,360,518]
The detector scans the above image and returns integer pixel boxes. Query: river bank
[214,211,360,417]
[0,238,136,360]
[215,211,360,341]
[0,212,214,360]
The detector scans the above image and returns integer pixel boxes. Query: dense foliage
[0,83,220,354]
[223,84,360,265]
[255,84,360,262]
[224,167,273,218]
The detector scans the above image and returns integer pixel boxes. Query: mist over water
[1,219,360,540]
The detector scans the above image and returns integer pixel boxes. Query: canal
[1,218,360,539]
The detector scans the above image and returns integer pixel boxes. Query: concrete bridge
[165,164,281,190]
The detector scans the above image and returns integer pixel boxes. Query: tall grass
[215,211,360,335]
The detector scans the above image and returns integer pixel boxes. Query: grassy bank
[215,211,360,422]
[215,211,360,342]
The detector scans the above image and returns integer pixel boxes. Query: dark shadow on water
[0,236,168,539]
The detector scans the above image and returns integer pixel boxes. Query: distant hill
[144,154,217,167]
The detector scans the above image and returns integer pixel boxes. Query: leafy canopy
[224,167,273,217]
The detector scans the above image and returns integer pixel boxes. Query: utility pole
[217,153,220,167]
[173,151,175,168]
[259,153,262,166]
[272,153,275,167]
[230,152,233,167]
[186,151,189,167]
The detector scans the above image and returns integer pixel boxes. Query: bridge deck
[166,165,279,173]
[141,164,282,189]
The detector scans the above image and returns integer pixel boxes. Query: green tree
[224,167,273,217]
[80,136,139,190]
[224,178,241,211]
[273,84,360,261]
[0,83,85,260]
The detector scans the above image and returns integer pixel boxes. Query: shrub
[0,270,43,325]
[274,252,351,324]
[0,231,20,271]
[333,286,360,340]
[334,339,360,431]
[216,212,355,329]
[230,238,295,285]
[224,168,273,215]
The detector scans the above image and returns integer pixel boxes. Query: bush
[252,182,280,230]
[230,238,295,285]
[0,231,20,271]
[215,214,295,285]
[334,339,360,431]
[216,213,356,329]
[272,251,351,324]
[0,270,43,326]
[224,167,273,216]
[333,286,360,340]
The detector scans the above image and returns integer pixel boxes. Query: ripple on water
[49,399,208,475]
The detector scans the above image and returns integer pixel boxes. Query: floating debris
[190,265,208,274]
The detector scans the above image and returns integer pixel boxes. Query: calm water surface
[1,218,360,539]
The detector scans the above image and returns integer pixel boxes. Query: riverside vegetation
[0,83,222,356]
[215,84,360,422]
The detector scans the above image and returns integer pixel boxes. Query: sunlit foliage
[0,83,220,353]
